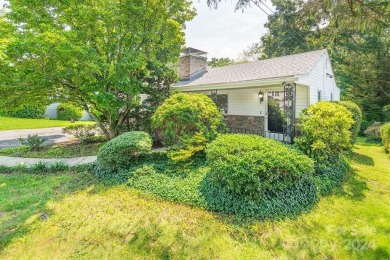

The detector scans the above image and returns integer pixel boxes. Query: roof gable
[174,49,327,87]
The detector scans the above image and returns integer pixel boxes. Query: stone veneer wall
[224,115,265,135]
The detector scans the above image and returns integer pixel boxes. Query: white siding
[297,52,340,104]
[195,84,308,118]
[45,102,92,121]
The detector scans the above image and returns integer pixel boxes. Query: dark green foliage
[126,152,318,219]
[359,120,371,136]
[96,131,152,173]
[18,134,47,151]
[200,174,318,218]
[383,105,390,122]
[152,93,226,161]
[364,122,382,141]
[313,156,349,196]
[208,57,235,68]
[57,103,83,121]
[381,123,390,153]
[206,134,315,198]
[337,101,362,144]
[2,106,47,119]
[295,102,354,161]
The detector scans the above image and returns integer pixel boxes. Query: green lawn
[0,139,389,259]
[0,117,94,131]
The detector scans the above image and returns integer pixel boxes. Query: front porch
[184,81,307,144]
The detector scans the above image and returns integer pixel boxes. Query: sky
[0,0,271,59]
[186,1,269,59]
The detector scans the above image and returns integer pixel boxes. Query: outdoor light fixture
[258,90,264,103]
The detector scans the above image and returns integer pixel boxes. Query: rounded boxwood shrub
[57,103,83,121]
[152,93,225,161]
[97,131,152,173]
[295,101,354,161]
[203,134,317,218]
[337,101,362,144]
[206,134,315,198]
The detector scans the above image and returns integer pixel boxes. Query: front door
[266,90,286,141]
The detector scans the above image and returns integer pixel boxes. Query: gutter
[172,76,299,92]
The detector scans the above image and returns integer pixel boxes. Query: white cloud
[185,1,270,59]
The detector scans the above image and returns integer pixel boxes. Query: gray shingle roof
[174,49,327,87]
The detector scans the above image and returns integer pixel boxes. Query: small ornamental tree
[295,101,354,161]
[152,93,225,161]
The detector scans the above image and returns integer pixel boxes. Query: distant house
[45,103,92,121]
[173,47,340,142]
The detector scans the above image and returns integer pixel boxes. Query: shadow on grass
[0,171,98,253]
[351,152,375,166]
[333,167,368,201]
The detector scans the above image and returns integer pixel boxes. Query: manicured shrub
[295,101,354,161]
[381,123,390,153]
[151,93,225,161]
[56,103,83,121]
[206,134,315,198]
[3,105,46,119]
[96,131,152,173]
[364,122,382,141]
[337,101,362,144]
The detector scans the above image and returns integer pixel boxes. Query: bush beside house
[56,103,83,121]
[152,93,225,161]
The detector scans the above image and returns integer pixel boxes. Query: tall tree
[208,57,235,68]
[1,0,195,138]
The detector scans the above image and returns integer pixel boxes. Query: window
[318,90,322,101]
[208,94,228,114]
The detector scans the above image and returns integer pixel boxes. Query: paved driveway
[0,127,73,150]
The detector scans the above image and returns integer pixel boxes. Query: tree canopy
[0,0,195,138]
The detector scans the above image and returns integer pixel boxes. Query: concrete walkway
[0,155,97,167]
[0,127,73,150]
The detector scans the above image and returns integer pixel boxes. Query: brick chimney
[179,47,208,81]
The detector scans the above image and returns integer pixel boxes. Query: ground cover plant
[116,135,317,219]
[0,142,104,158]
[0,138,389,259]
[0,117,93,131]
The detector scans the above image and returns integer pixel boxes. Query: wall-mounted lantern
[258,90,264,103]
